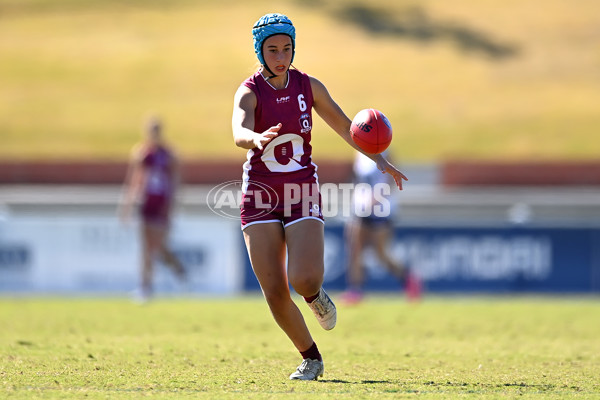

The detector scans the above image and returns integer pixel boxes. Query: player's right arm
[232,85,280,150]
[119,145,145,223]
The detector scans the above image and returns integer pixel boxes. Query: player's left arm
[310,76,356,149]
[310,76,408,190]
[170,149,182,209]
[373,157,408,191]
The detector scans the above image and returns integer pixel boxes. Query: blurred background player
[340,151,422,305]
[120,116,186,302]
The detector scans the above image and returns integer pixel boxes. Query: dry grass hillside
[1,0,599,162]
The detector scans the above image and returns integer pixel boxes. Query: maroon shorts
[240,181,324,229]
[140,194,170,226]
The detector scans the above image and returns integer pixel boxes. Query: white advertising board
[0,213,242,295]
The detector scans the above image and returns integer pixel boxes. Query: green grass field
[2,295,599,399]
[1,0,600,162]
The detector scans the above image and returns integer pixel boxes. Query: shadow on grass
[320,379,394,384]
[424,380,569,392]
[319,379,576,389]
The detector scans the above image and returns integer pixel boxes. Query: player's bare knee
[289,274,322,297]
[262,286,291,308]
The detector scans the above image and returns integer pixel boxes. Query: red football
[350,109,393,154]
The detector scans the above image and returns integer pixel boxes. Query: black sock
[300,341,322,361]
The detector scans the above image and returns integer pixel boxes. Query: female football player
[120,116,186,303]
[232,13,407,380]
[341,151,422,305]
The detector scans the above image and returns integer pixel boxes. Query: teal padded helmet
[252,13,296,67]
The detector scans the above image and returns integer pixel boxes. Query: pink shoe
[340,289,364,305]
[404,272,422,302]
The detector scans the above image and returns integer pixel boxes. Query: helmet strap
[262,64,277,80]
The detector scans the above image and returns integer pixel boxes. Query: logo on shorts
[311,203,321,216]
[206,180,278,220]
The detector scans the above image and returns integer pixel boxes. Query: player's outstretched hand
[254,123,281,150]
[376,158,408,190]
